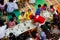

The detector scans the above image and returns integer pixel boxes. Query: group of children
[0,0,60,40]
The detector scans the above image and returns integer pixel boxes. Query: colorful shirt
[7,2,18,13]
[0,25,7,39]
[26,12,32,20]
[0,3,5,10]
[18,15,26,22]
[9,21,15,28]
[35,8,42,15]
[33,15,45,24]
[42,6,46,10]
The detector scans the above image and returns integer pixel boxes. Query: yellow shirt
[18,15,26,22]
[26,12,32,20]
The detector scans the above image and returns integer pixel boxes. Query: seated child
[18,12,26,22]
[57,4,60,13]
[5,0,18,13]
[2,11,8,23]
[12,14,18,24]
[0,20,7,39]
[0,0,5,15]
[42,4,47,11]
[8,18,16,28]
[35,4,42,15]
[50,5,55,14]
[30,15,45,24]
[9,33,16,40]
[26,9,32,20]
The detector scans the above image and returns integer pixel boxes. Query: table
[5,20,36,37]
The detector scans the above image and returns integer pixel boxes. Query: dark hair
[44,4,47,7]
[38,4,41,8]
[2,20,6,25]
[30,15,34,19]
[0,0,4,5]
[31,31,37,38]
[12,14,16,18]
[9,33,13,36]
[50,5,53,8]
[9,0,14,2]
[21,12,25,15]
[28,9,31,11]
[41,25,51,39]
[10,18,14,22]
[9,33,16,40]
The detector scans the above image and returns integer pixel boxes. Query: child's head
[50,5,53,8]
[3,11,7,16]
[38,4,41,8]
[10,18,14,22]
[9,33,13,37]
[21,12,25,16]
[9,0,14,2]
[28,9,31,12]
[12,14,16,18]
[40,25,45,31]
[44,4,47,7]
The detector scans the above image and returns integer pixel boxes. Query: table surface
[5,20,36,37]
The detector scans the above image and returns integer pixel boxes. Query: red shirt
[42,6,46,10]
[33,15,45,24]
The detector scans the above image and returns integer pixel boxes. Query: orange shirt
[57,4,60,13]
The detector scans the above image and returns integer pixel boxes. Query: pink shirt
[9,21,15,28]
[0,3,5,10]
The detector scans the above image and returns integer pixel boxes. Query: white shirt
[0,25,7,39]
[7,2,18,13]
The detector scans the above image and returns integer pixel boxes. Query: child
[50,5,55,14]
[2,11,8,23]
[42,4,47,11]
[35,4,42,15]
[12,14,18,24]
[0,20,7,39]
[53,13,58,25]
[30,15,45,25]
[40,25,47,40]
[0,0,5,15]
[8,18,16,28]
[9,33,16,40]
[30,15,45,31]
[52,25,60,35]
[6,0,18,13]
[26,9,32,20]
[18,12,26,22]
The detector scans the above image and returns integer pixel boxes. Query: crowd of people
[0,0,60,40]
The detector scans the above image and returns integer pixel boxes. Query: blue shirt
[40,31,46,40]
[35,8,42,15]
